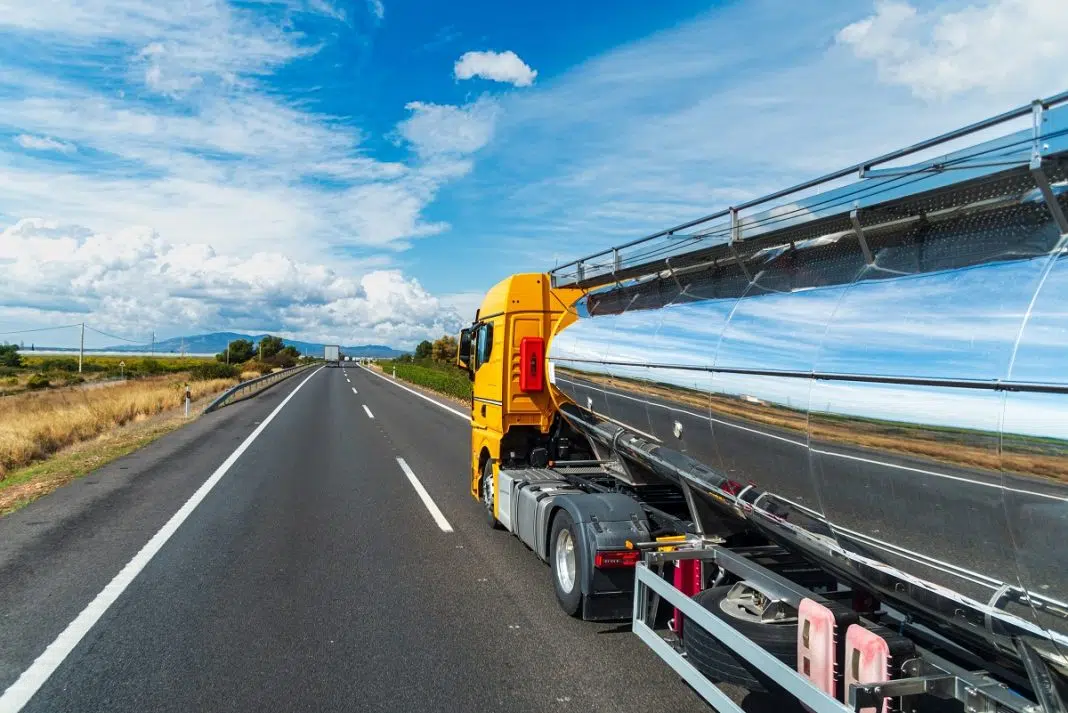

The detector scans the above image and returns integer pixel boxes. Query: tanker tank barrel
[546,93,1068,677]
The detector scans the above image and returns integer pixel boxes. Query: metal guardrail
[203,363,317,413]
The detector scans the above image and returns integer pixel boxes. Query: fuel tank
[547,115,1068,672]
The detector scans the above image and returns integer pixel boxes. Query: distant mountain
[102,332,405,358]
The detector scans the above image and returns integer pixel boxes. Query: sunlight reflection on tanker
[548,187,1068,661]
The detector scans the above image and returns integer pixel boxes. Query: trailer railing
[204,363,317,413]
[633,547,1047,713]
[550,89,1068,289]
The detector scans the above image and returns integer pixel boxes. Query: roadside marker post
[184,384,191,418]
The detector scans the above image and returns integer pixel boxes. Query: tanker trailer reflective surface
[548,185,1068,671]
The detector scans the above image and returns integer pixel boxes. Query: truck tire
[550,510,584,616]
[682,586,798,693]
[482,460,502,530]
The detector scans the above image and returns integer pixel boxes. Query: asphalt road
[0,366,715,713]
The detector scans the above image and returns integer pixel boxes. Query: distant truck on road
[456,92,1068,713]
[323,344,341,367]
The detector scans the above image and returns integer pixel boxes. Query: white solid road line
[359,365,469,420]
[362,404,374,419]
[396,457,454,533]
[0,366,324,713]
[351,387,358,395]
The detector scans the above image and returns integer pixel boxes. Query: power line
[0,323,82,336]
[84,324,144,344]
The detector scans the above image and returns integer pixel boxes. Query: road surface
[0,365,716,713]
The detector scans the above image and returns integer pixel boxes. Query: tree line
[216,335,303,369]
[404,335,458,364]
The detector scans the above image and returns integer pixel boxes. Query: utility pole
[150,331,155,356]
[226,342,230,365]
[79,322,84,374]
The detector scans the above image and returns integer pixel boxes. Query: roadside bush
[62,375,85,386]
[38,357,103,373]
[26,373,51,390]
[189,362,240,380]
[135,358,166,376]
[242,361,274,376]
[267,352,297,369]
[381,359,472,401]
[0,344,21,368]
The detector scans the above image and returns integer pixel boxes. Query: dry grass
[0,375,235,479]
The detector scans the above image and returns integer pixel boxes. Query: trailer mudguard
[548,492,651,621]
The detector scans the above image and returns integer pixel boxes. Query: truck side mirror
[457,327,472,371]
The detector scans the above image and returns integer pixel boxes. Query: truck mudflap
[549,492,650,621]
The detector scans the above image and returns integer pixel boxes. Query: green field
[18,354,207,375]
[0,354,240,396]
[379,359,472,401]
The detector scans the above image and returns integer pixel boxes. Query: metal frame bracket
[663,257,684,293]
[1030,100,1068,235]
[1029,156,1068,236]
[1015,638,1068,713]
[727,207,753,282]
[850,204,875,265]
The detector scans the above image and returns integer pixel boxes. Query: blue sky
[0,0,1065,349]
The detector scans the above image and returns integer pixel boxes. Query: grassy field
[378,359,472,401]
[0,399,216,516]
[1,355,219,395]
[0,374,236,479]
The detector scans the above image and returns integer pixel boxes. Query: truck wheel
[682,585,798,694]
[481,461,502,530]
[550,510,584,616]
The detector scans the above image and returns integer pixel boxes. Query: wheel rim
[482,470,494,518]
[555,528,576,593]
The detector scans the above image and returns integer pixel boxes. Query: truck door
[471,319,502,435]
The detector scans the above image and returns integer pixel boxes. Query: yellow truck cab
[457,273,658,622]
[457,273,581,508]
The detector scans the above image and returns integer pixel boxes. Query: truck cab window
[475,323,493,369]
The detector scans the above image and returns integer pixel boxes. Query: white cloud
[367,0,384,21]
[13,134,75,153]
[0,3,439,260]
[453,0,1067,268]
[397,97,499,158]
[0,219,460,348]
[454,50,537,87]
[837,0,1068,100]
[0,0,493,346]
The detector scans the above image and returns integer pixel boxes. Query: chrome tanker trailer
[460,93,1068,713]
